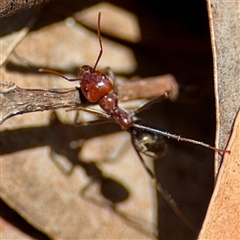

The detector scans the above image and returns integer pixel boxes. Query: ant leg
[66,106,113,126]
[67,106,111,119]
[133,93,169,115]
[131,136,198,233]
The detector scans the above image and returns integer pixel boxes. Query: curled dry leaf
[198,1,240,238]
[206,0,240,172]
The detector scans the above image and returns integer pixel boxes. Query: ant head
[78,65,113,103]
[76,12,106,103]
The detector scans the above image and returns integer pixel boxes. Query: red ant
[40,12,229,233]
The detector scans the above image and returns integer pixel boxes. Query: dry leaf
[198,110,240,239]
[197,1,240,238]
[206,0,240,171]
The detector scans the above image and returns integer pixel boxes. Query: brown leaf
[198,110,240,239]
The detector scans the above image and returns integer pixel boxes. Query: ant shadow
[1,107,214,239]
[1,111,158,238]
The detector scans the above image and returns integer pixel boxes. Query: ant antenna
[92,12,103,73]
[39,12,103,80]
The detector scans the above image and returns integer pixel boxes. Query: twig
[0,74,178,124]
[0,81,80,124]
[117,74,178,101]
[0,0,48,18]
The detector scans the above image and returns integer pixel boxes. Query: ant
[40,12,230,233]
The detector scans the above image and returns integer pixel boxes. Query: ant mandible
[40,12,230,233]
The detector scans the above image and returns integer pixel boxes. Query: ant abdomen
[79,65,113,103]
[130,124,167,158]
